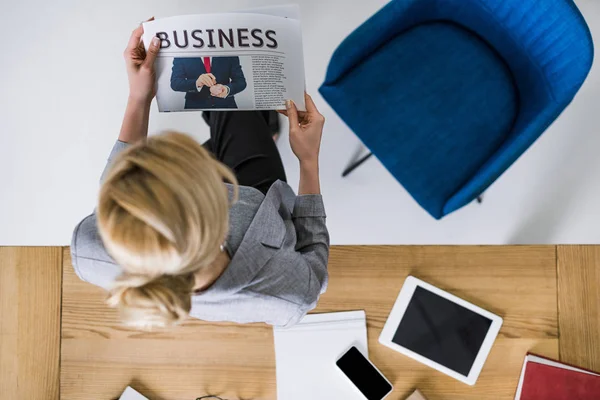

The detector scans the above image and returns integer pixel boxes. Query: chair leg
[477,194,484,204]
[342,153,373,177]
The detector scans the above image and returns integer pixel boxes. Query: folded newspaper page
[142,5,306,112]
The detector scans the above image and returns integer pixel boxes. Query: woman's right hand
[124,19,161,104]
[281,93,325,166]
[119,20,160,143]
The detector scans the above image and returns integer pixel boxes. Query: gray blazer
[71,146,329,327]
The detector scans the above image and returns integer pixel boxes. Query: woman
[71,24,329,328]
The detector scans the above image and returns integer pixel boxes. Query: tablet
[378,276,503,385]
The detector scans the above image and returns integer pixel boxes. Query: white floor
[1,0,599,245]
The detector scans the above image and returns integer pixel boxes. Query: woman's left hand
[124,19,161,104]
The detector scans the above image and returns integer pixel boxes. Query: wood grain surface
[316,246,558,400]
[61,246,559,400]
[61,248,276,400]
[0,247,62,400]
[557,245,600,372]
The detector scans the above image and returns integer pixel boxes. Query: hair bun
[107,272,194,329]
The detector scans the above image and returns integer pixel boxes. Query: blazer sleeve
[100,140,130,183]
[71,140,131,289]
[170,58,198,93]
[292,195,330,296]
[70,213,122,291]
[225,57,247,97]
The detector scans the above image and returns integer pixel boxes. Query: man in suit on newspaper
[170,56,247,109]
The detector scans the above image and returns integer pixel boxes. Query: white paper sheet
[274,310,368,400]
[239,4,301,20]
[119,387,149,400]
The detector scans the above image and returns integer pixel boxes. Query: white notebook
[273,310,368,400]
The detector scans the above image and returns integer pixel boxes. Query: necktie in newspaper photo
[203,57,211,73]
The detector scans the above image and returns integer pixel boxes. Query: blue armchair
[319,0,593,219]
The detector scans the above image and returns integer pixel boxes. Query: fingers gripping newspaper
[142,5,306,112]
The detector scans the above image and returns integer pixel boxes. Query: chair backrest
[325,0,593,107]
[439,0,592,116]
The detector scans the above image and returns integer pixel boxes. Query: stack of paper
[274,310,368,400]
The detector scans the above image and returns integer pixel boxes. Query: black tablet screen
[392,286,492,376]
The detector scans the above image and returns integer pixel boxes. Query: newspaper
[142,5,306,112]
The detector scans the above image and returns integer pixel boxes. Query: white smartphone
[336,346,393,400]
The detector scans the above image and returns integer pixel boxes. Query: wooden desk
[2,246,599,399]
[0,248,61,400]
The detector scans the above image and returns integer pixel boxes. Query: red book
[515,354,600,400]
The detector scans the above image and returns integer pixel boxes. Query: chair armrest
[470,0,593,101]
[443,104,563,216]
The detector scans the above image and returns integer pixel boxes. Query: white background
[155,56,255,111]
[1,0,599,245]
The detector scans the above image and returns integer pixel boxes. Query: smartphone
[336,346,393,400]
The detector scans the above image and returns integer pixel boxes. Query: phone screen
[336,347,393,400]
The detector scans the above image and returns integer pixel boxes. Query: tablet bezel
[378,276,503,386]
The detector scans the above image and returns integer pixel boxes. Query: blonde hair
[97,132,237,328]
